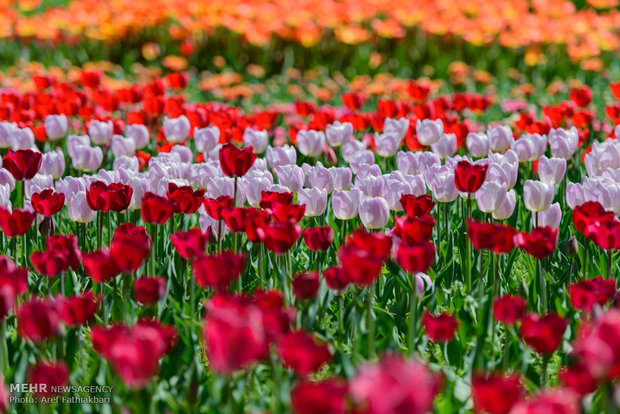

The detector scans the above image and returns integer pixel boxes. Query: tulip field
[3,1,620,413]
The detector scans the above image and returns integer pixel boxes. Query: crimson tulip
[278,330,331,376]
[471,371,523,414]
[259,191,294,209]
[520,312,568,355]
[467,219,516,254]
[303,226,333,251]
[290,378,348,414]
[393,215,435,245]
[60,291,99,326]
[400,194,435,217]
[141,192,175,224]
[513,226,557,259]
[0,207,35,237]
[493,294,527,325]
[133,277,166,306]
[203,195,234,220]
[192,251,247,290]
[259,221,302,254]
[568,276,616,313]
[170,228,208,259]
[17,297,61,342]
[31,189,65,217]
[396,240,436,274]
[82,249,120,283]
[219,143,256,177]
[167,183,205,214]
[454,160,488,194]
[3,149,42,180]
[422,311,458,343]
[86,181,133,212]
[27,361,69,398]
[292,272,320,301]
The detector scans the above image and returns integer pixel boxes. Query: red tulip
[203,294,269,374]
[342,92,364,110]
[60,291,99,326]
[133,277,166,306]
[254,289,296,341]
[454,160,488,194]
[290,378,348,414]
[292,272,320,301]
[400,194,435,217]
[80,70,101,89]
[91,320,176,389]
[324,266,349,292]
[30,249,69,277]
[568,276,616,313]
[346,229,393,262]
[0,257,28,319]
[259,221,302,254]
[569,85,592,108]
[203,195,234,220]
[31,189,65,217]
[471,371,523,414]
[493,294,527,325]
[509,388,579,414]
[167,183,205,214]
[303,226,333,251]
[82,249,120,283]
[422,311,458,343]
[350,355,441,414]
[572,201,614,234]
[219,143,256,177]
[339,245,384,287]
[141,192,175,224]
[585,218,620,250]
[559,363,598,396]
[393,215,435,245]
[467,219,516,254]
[278,330,331,376]
[110,223,151,273]
[270,202,306,223]
[259,191,294,209]
[27,361,69,398]
[2,149,42,180]
[520,312,568,355]
[513,226,557,259]
[192,251,247,291]
[170,228,208,259]
[17,297,61,342]
[86,181,133,212]
[0,207,35,237]
[46,234,81,271]
[396,240,436,274]
[221,207,254,233]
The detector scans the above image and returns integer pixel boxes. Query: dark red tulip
[346,229,393,262]
[572,201,614,234]
[400,194,435,217]
[270,202,306,223]
[31,189,65,217]
[203,195,234,220]
[167,183,205,214]
[242,208,271,242]
[221,207,254,233]
[259,191,294,210]
[585,218,620,250]
[513,226,557,259]
[303,226,334,251]
[454,160,488,194]
[493,294,527,325]
[290,378,348,414]
[0,207,35,237]
[422,311,458,343]
[324,266,349,292]
[60,291,99,326]
[569,85,592,108]
[3,149,42,180]
[46,234,81,271]
[472,371,523,414]
[219,143,256,177]
[292,272,320,301]
[258,221,302,254]
[192,251,247,291]
[80,70,101,89]
[467,219,516,254]
[203,294,269,374]
[350,355,441,414]
[86,181,133,212]
[27,361,69,398]
[278,330,331,376]
[338,245,384,287]
[509,388,580,414]
[91,320,176,389]
[560,363,598,396]
[17,297,61,342]
[141,192,175,224]
[133,277,166,306]
[520,312,568,355]
[569,276,616,313]
[82,249,120,283]
[110,224,151,273]
[254,289,296,341]
[393,215,435,245]
[342,92,364,110]
[396,240,435,274]
[30,249,69,277]
[0,259,27,320]
[170,228,208,259]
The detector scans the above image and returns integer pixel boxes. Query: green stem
[367,284,375,358]
[409,275,418,355]
[466,196,472,292]
[607,249,613,279]
[539,259,547,313]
